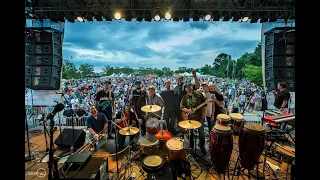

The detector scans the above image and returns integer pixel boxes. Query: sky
[28,19,263,72]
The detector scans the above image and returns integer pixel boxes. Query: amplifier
[60,157,108,180]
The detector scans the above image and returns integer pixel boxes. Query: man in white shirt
[201,82,215,132]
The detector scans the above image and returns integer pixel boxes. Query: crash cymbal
[119,127,139,136]
[178,120,202,129]
[141,105,161,112]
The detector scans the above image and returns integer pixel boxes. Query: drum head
[138,135,159,146]
[146,118,159,127]
[243,123,265,133]
[143,155,163,167]
[212,124,232,133]
[277,145,295,158]
[217,114,231,121]
[166,138,184,151]
[230,113,244,121]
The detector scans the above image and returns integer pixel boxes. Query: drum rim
[229,113,245,121]
[166,138,184,150]
[142,155,164,167]
[243,122,265,132]
[138,136,160,146]
[213,124,232,132]
[217,114,231,121]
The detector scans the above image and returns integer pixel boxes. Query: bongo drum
[217,114,231,126]
[146,117,160,135]
[166,138,186,161]
[239,123,266,170]
[138,135,159,155]
[229,113,245,134]
[155,130,173,149]
[210,124,233,173]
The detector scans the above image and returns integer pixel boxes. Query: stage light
[114,12,121,20]
[165,12,171,20]
[260,12,268,23]
[50,13,58,23]
[212,11,220,21]
[66,13,75,22]
[232,12,240,22]
[204,14,211,21]
[125,10,132,21]
[250,12,258,23]
[77,16,84,22]
[222,11,230,21]
[145,11,152,22]
[136,11,143,22]
[95,12,103,21]
[193,10,200,21]
[154,10,161,21]
[173,17,179,21]
[269,12,277,22]
[242,16,249,22]
[87,13,93,22]
[57,13,65,22]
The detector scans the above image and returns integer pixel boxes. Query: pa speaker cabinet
[25,54,62,67]
[25,76,60,90]
[25,66,61,78]
[265,56,295,69]
[266,78,295,92]
[54,129,86,149]
[25,28,62,45]
[25,43,62,56]
[265,67,295,80]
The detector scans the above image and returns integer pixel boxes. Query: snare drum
[155,130,173,149]
[142,155,164,174]
[229,113,245,134]
[146,117,160,135]
[217,114,231,126]
[138,135,159,155]
[210,124,233,173]
[166,138,186,161]
[239,123,266,170]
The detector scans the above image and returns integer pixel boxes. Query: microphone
[46,103,64,120]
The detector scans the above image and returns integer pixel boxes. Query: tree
[102,65,110,76]
[242,65,263,85]
[248,43,262,66]
[79,63,95,78]
[62,59,81,79]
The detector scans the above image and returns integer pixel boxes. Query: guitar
[98,93,122,112]
[181,99,213,120]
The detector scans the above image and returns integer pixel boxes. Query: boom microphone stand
[25,107,32,162]
[47,103,65,180]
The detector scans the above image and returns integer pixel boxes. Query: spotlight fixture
[173,17,179,21]
[66,13,75,22]
[183,11,190,22]
[125,10,132,21]
[103,12,112,21]
[212,11,220,21]
[231,12,240,22]
[193,10,200,21]
[154,10,161,21]
[222,11,230,21]
[136,11,143,22]
[50,12,58,23]
[145,11,152,22]
[260,12,268,23]
[250,12,258,23]
[87,13,94,22]
[165,12,171,20]
[242,16,249,22]
[57,13,65,22]
[76,13,84,22]
[204,12,211,21]
[95,12,103,21]
[269,12,277,22]
[114,12,121,20]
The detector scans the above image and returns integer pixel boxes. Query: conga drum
[229,113,245,134]
[217,114,231,126]
[142,155,165,178]
[239,123,266,170]
[210,124,233,173]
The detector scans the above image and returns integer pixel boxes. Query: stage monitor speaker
[25,27,62,90]
[54,129,86,149]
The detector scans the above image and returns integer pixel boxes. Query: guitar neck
[194,102,208,111]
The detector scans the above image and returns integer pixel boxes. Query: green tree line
[62,43,263,85]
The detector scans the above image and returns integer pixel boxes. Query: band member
[95,81,115,139]
[160,80,177,134]
[180,83,206,154]
[209,84,225,125]
[174,70,200,138]
[147,85,164,119]
[114,104,133,149]
[272,81,291,112]
[129,81,147,136]
[86,106,108,150]
[201,82,215,132]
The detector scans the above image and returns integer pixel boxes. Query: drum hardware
[178,120,203,179]
[274,143,295,180]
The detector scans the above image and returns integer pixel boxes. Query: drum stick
[110,120,123,130]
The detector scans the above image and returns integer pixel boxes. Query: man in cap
[129,80,148,136]
[160,80,177,134]
[180,82,207,154]
[95,81,115,139]
[147,85,164,118]
[174,70,200,138]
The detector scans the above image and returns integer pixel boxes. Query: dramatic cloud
[59,20,262,72]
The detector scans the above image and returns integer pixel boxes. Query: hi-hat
[141,105,161,112]
[119,127,139,136]
[178,120,202,129]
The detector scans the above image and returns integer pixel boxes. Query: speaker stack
[25,27,63,90]
[264,27,295,92]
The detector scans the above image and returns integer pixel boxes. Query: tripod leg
[232,156,239,180]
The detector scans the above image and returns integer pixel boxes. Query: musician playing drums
[114,104,134,149]
[86,106,108,150]
[180,83,207,154]
[147,85,164,118]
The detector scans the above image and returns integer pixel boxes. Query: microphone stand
[241,91,255,115]
[25,107,32,162]
[47,113,60,180]
[110,120,123,179]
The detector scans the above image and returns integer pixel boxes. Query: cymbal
[141,105,161,112]
[119,127,139,136]
[178,120,202,129]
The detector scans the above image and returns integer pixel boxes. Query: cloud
[61,20,262,72]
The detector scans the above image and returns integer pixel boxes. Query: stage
[25,125,295,180]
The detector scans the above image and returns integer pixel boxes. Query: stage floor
[25,126,295,180]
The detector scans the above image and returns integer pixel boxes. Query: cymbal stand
[119,138,137,180]
[186,128,202,179]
